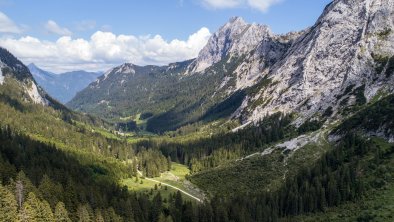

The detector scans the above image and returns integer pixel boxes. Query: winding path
[137,171,202,202]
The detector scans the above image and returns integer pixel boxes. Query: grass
[74,120,121,140]
[121,162,205,203]
[121,177,177,202]
[168,162,190,180]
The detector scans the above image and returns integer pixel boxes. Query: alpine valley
[0,0,394,221]
[28,63,102,104]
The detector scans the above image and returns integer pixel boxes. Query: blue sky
[0,0,331,72]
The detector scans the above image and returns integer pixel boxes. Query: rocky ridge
[237,0,394,126]
[68,0,394,132]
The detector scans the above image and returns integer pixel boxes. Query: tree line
[135,113,297,173]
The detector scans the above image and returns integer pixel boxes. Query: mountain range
[28,63,102,104]
[1,0,394,221]
[68,0,394,134]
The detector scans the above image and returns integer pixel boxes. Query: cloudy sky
[0,0,331,73]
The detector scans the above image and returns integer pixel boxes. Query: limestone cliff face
[239,0,394,125]
[69,0,394,130]
[191,17,273,74]
[0,47,47,105]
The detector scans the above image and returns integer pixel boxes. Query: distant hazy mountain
[28,63,102,103]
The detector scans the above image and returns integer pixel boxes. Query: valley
[0,0,394,221]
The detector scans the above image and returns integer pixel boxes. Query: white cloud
[201,0,282,12]
[0,28,211,73]
[45,20,72,36]
[0,11,23,33]
[247,0,282,12]
[202,0,242,9]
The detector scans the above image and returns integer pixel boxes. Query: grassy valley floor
[121,162,206,203]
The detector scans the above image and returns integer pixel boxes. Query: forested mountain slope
[0,47,199,221]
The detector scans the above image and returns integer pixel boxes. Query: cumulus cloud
[0,11,23,33]
[0,27,211,73]
[202,0,282,12]
[45,20,72,36]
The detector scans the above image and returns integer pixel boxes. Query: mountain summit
[69,0,394,133]
[239,0,394,125]
[191,16,272,73]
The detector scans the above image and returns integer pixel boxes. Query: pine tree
[151,193,163,222]
[39,174,61,209]
[94,209,104,222]
[21,192,41,222]
[54,202,71,222]
[38,200,55,222]
[77,204,92,222]
[167,157,172,171]
[16,171,37,203]
[175,191,183,210]
[105,207,123,222]
[158,213,167,222]
[0,184,18,222]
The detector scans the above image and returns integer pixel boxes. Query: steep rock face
[229,30,304,91]
[0,60,5,84]
[191,17,272,73]
[0,47,47,105]
[241,0,394,125]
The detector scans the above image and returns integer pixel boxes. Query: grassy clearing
[121,177,177,202]
[74,120,122,140]
[168,162,190,180]
[121,162,204,203]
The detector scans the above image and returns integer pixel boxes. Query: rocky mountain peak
[103,62,136,80]
[242,0,394,125]
[191,17,272,73]
[113,63,136,74]
[27,63,38,69]
[228,16,246,24]
[224,16,247,30]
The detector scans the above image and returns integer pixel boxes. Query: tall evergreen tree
[0,184,18,222]
[55,202,72,222]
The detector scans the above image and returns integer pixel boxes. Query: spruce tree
[0,184,18,222]
[54,202,71,222]
[94,209,104,222]
[77,204,92,222]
